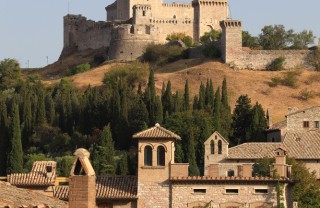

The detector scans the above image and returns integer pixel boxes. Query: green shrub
[298,89,315,101]
[202,43,221,58]
[103,61,149,87]
[166,32,193,47]
[143,43,185,65]
[269,77,281,87]
[267,57,285,71]
[64,63,91,76]
[282,71,299,88]
[310,49,320,71]
[200,30,221,43]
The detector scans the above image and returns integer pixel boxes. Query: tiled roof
[227,143,281,159]
[54,176,137,200]
[227,131,320,159]
[0,181,68,207]
[270,120,286,130]
[170,176,290,182]
[133,123,181,140]
[7,161,56,186]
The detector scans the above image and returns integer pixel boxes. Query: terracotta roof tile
[54,176,137,200]
[227,131,320,159]
[170,176,290,182]
[132,123,181,140]
[7,161,56,186]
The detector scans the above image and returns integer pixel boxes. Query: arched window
[218,140,222,154]
[227,169,234,177]
[173,15,177,19]
[210,140,214,154]
[144,146,152,166]
[157,146,165,166]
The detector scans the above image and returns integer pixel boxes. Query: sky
[1,0,319,68]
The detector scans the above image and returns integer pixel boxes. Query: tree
[0,99,9,175]
[220,78,232,139]
[7,104,23,174]
[187,130,200,176]
[200,29,221,43]
[258,25,292,50]
[117,152,129,175]
[242,31,259,48]
[166,32,193,47]
[183,80,190,111]
[291,30,315,49]
[213,87,221,133]
[249,102,268,142]
[0,58,21,89]
[231,95,252,145]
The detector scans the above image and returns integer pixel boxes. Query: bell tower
[133,123,181,208]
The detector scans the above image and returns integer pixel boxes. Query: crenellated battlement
[162,3,192,8]
[220,20,242,28]
[150,18,193,24]
[133,4,152,10]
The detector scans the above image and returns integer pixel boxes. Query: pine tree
[7,104,23,174]
[183,80,190,111]
[187,130,200,176]
[0,99,9,175]
[249,102,268,142]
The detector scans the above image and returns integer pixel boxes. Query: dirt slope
[44,58,320,123]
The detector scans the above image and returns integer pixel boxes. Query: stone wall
[62,14,112,57]
[171,183,277,208]
[286,106,320,132]
[108,24,158,60]
[220,19,315,70]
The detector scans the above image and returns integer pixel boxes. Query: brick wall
[171,183,277,208]
[69,176,96,208]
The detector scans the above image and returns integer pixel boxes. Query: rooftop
[132,123,181,140]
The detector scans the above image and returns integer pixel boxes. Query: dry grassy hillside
[44,58,320,123]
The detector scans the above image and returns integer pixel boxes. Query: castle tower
[69,148,96,208]
[220,20,242,64]
[133,4,152,25]
[133,123,181,208]
[203,131,229,176]
[192,0,229,42]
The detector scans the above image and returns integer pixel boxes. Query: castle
[61,0,229,61]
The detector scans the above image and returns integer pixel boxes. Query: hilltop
[40,57,320,123]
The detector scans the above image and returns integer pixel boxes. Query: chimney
[270,147,289,178]
[46,165,53,178]
[69,148,96,208]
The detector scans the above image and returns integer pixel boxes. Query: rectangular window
[303,121,309,128]
[226,189,238,194]
[255,189,268,194]
[315,121,319,129]
[193,189,206,194]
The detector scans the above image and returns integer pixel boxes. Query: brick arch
[139,143,155,152]
[154,143,168,152]
[187,201,208,208]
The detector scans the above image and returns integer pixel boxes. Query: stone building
[61,0,229,60]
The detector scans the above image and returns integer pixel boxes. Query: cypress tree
[22,93,32,149]
[188,130,200,176]
[154,96,163,124]
[232,95,253,145]
[183,80,190,111]
[173,91,182,113]
[117,152,129,175]
[208,79,215,111]
[213,87,222,133]
[36,87,47,125]
[163,81,172,119]
[193,95,199,111]
[145,69,157,125]
[250,102,268,142]
[205,79,210,107]
[220,77,232,139]
[0,99,9,175]
[198,82,205,110]
[7,104,23,174]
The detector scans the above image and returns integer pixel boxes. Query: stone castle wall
[171,184,277,208]
[286,106,320,132]
[220,20,315,70]
[63,15,112,55]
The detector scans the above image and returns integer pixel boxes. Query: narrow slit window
[210,140,214,154]
[157,146,165,166]
[218,140,222,154]
[193,189,206,194]
[255,189,268,194]
[144,146,152,166]
[226,189,238,194]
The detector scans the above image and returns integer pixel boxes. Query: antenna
[227,4,232,20]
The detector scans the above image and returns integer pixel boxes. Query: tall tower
[192,0,228,42]
[220,20,242,64]
[133,4,152,25]
[133,123,181,208]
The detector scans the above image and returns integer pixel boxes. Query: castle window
[157,146,165,166]
[193,189,206,194]
[210,140,214,154]
[315,121,319,128]
[173,15,176,19]
[303,121,309,128]
[144,146,152,166]
[142,11,146,16]
[255,189,268,194]
[227,169,234,177]
[218,140,222,154]
[226,189,239,194]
